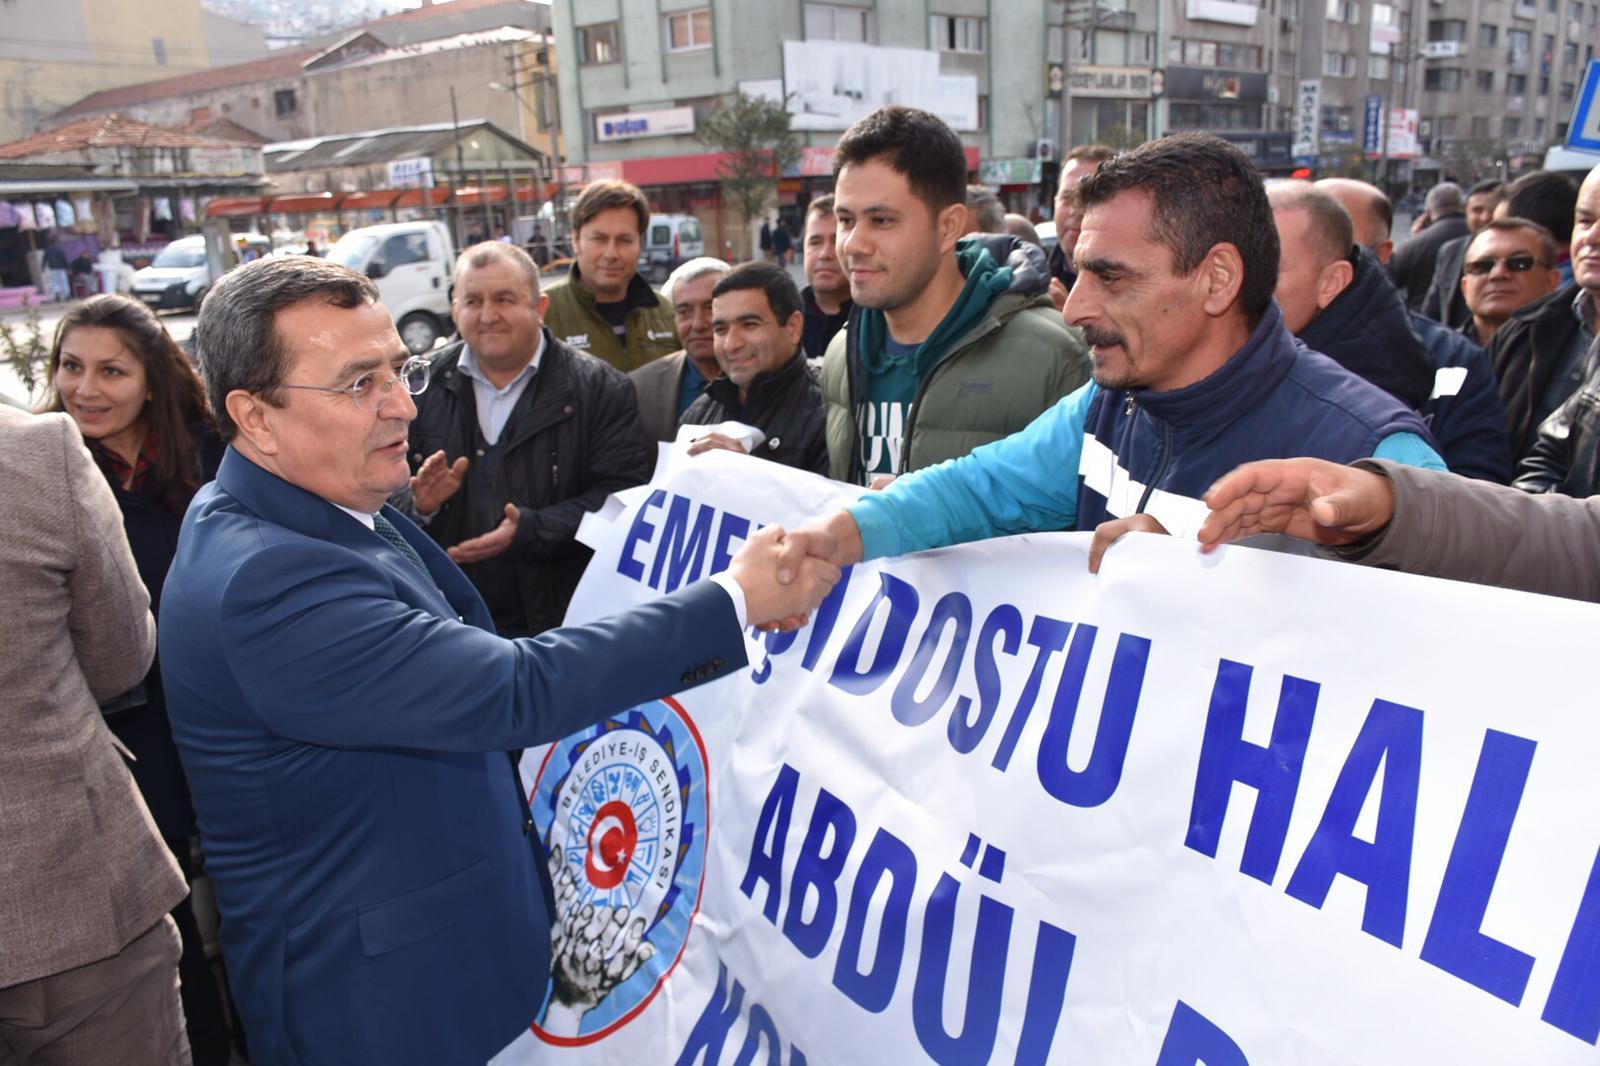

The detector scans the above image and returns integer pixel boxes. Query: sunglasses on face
[1463,254,1543,276]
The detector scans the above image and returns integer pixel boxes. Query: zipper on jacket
[1136,417,1174,514]
[1124,393,1136,416]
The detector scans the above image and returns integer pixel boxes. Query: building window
[1508,28,1531,50]
[1536,117,1546,139]
[1471,116,1489,136]
[1171,37,1263,68]
[274,88,298,117]
[1370,56,1390,79]
[1561,80,1577,101]
[1477,24,1499,47]
[1477,69,1495,91]
[1321,105,1354,130]
[1507,72,1528,93]
[1426,18,1466,40]
[578,21,621,65]
[1563,41,1580,67]
[152,37,167,65]
[1504,116,1521,137]
[1423,66,1463,90]
[1322,51,1357,77]
[1569,0,1584,17]
[931,15,986,53]
[664,8,713,52]
[977,94,988,130]
[1540,74,1550,93]
[1436,115,1457,136]
[1326,0,1359,21]
[804,3,873,42]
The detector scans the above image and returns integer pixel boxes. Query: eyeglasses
[277,356,431,411]
[1463,254,1544,276]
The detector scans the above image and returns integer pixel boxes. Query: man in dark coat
[1418,178,1503,329]
[1486,165,1598,462]
[1317,176,1514,483]
[1389,181,1471,309]
[681,261,827,475]
[1269,183,1435,411]
[398,242,653,636]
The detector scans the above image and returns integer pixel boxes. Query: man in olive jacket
[399,243,653,636]
[822,106,1090,485]
[543,179,679,373]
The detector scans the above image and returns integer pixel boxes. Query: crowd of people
[5,98,1599,1065]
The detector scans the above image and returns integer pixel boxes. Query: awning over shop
[204,196,267,217]
[268,192,340,215]
[337,190,404,212]
[0,178,139,194]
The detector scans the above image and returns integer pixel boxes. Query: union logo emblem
[530,698,709,1043]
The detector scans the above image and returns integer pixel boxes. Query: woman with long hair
[44,294,235,1065]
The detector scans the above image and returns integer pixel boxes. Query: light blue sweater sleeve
[849,383,1099,560]
[1373,431,1449,472]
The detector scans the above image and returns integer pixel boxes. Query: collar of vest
[1125,302,1296,429]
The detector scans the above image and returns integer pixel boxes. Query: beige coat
[0,408,185,988]
[1342,458,1600,601]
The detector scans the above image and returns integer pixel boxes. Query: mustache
[1081,326,1127,349]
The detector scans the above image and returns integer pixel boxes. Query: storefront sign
[1164,67,1269,102]
[386,157,435,188]
[1293,78,1322,159]
[593,107,697,144]
[1067,66,1157,98]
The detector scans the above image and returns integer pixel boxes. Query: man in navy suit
[159,257,838,1065]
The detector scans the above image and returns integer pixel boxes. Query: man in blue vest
[788,132,1446,572]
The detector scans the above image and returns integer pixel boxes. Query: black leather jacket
[680,348,828,476]
[398,331,652,635]
[1487,283,1588,461]
[1514,337,1600,497]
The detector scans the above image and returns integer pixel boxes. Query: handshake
[726,510,865,631]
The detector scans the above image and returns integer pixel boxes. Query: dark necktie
[372,512,436,586]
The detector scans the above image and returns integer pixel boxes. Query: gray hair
[196,256,378,441]
[455,241,541,297]
[966,186,1006,232]
[662,256,732,304]
[1425,181,1464,215]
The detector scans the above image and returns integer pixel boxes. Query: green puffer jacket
[821,234,1092,484]
[543,266,679,373]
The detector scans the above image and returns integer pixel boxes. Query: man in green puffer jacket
[823,107,1090,485]
[543,179,679,373]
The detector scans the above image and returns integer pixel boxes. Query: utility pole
[450,85,467,248]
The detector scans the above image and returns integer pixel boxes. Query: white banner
[1293,78,1322,158]
[496,450,1600,1064]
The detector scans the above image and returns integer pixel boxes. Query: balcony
[1506,95,1525,113]
[1512,1,1538,17]
[1506,48,1530,70]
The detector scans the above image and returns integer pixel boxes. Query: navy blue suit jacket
[159,448,745,1065]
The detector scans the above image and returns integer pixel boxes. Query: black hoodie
[1297,245,1436,412]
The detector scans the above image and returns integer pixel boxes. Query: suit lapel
[216,448,492,628]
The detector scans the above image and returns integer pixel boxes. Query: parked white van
[638,214,706,285]
[326,220,454,353]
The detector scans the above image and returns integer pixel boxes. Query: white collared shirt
[456,336,545,445]
[335,504,376,530]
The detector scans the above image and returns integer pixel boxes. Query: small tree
[697,93,802,234]
[0,297,50,403]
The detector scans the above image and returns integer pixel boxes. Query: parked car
[638,213,706,285]
[326,220,455,354]
[130,232,273,311]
